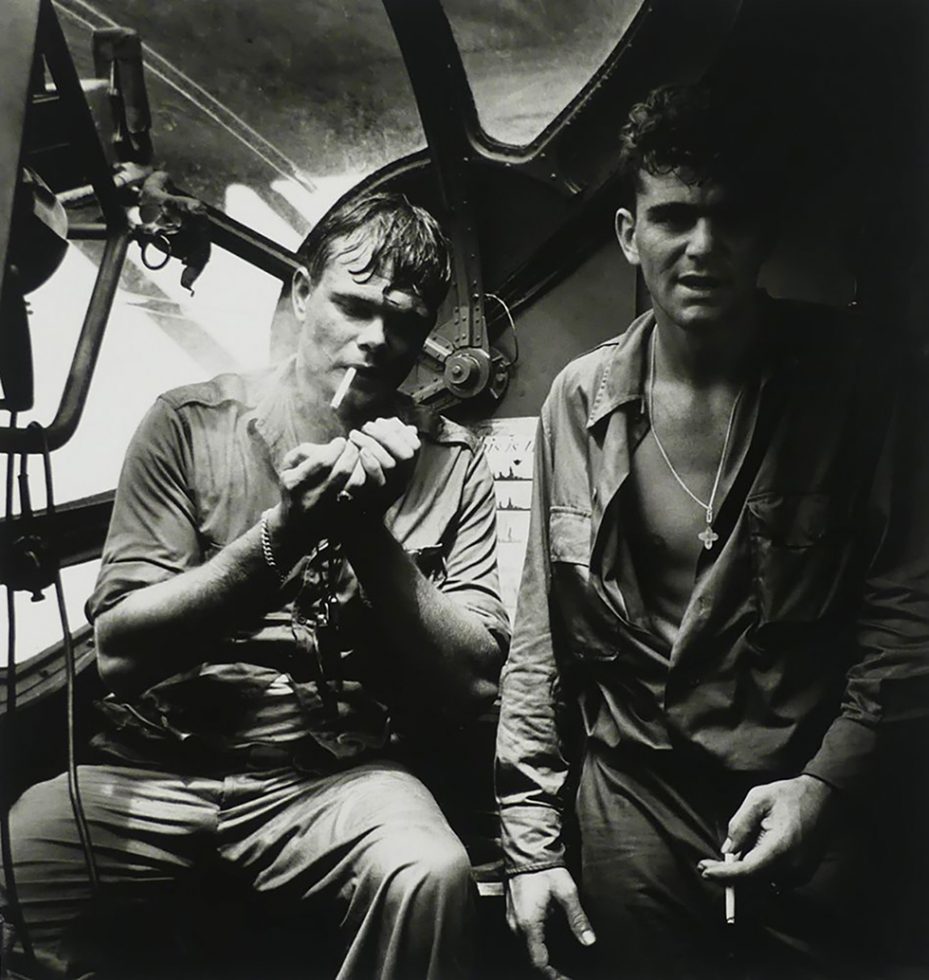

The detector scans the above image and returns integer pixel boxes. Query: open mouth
[678,274,724,290]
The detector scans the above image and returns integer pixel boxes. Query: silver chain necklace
[647,330,743,551]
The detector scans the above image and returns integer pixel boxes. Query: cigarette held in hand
[330,367,356,409]
[724,853,736,925]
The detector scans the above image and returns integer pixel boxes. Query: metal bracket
[382,0,500,404]
[0,0,130,454]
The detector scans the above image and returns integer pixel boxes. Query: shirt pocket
[747,492,853,625]
[549,508,617,663]
[550,508,592,565]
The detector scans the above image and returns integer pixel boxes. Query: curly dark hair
[297,191,452,313]
[617,83,788,213]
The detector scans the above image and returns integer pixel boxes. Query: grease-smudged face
[293,236,434,415]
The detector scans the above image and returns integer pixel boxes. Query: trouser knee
[376,832,472,909]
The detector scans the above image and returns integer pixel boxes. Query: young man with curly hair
[496,83,929,979]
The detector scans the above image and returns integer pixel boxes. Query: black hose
[32,424,100,893]
[0,414,37,970]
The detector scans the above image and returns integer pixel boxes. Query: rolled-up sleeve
[440,444,511,651]
[804,356,929,795]
[86,397,199,622]
[495,410,571,875]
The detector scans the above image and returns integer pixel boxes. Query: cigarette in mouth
[330,367,356,409]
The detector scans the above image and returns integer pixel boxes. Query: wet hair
[296,191,452,313]
[617,82,789,218]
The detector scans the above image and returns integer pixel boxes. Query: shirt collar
[585,293,798,431]
[247,357,319,470]
[247,356,430,470]
[586,309,655,429]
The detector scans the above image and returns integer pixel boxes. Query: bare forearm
[95,520,279,698]
[95,436,363,699]
[340,515,501,716]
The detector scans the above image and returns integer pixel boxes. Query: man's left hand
[698,774,835,883]
[341,417,420,516]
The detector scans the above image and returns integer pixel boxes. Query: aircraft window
[2,563,100,669]
[58,1,428,229]
[444,0,645,146]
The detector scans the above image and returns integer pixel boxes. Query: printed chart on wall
[472,417,537,621]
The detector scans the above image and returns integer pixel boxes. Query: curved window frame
[448,0,649,154]
[455,0,653,160]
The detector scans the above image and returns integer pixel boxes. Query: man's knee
[368,829,472,907]
[9,773,68,825]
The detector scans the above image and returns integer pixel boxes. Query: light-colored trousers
[1,760,473,979]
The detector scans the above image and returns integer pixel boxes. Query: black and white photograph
[1,1,928,977]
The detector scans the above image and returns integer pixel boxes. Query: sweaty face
[616,171,770,332]
[294,239,434,413]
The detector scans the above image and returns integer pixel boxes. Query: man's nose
[685,217,719,258]
[357,316,388,354]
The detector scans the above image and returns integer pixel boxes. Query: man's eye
[655,211,691,230]
[336,299,371,319]
[385,310,430,338]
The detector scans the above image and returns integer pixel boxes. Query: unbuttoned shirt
[496,298,929,875]
[87,357,509,767]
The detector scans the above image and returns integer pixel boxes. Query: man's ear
[291,266,312,321]
[614,208,640,267]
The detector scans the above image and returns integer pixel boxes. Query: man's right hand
[506,868,596,980]
[341,417,420,516]
[275,436,360,543]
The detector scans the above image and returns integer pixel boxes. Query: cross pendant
[697,525,719,550]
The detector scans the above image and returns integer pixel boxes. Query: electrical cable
[0,413,38,971]
[485,292,519,366]
[30,423,100,894]
[4,417,14,520]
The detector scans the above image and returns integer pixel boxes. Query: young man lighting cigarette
[4,193,509,979]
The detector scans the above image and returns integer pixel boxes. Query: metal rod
[0,490,114,572]
[0,229,130,454]
[38,0,126,229]
[0,0,42,317]
[202,203,301,282]
[66,222,108,240]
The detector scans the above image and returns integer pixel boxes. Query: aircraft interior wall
[490,241,637,419]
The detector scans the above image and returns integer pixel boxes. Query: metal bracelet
[259,509,285,583]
